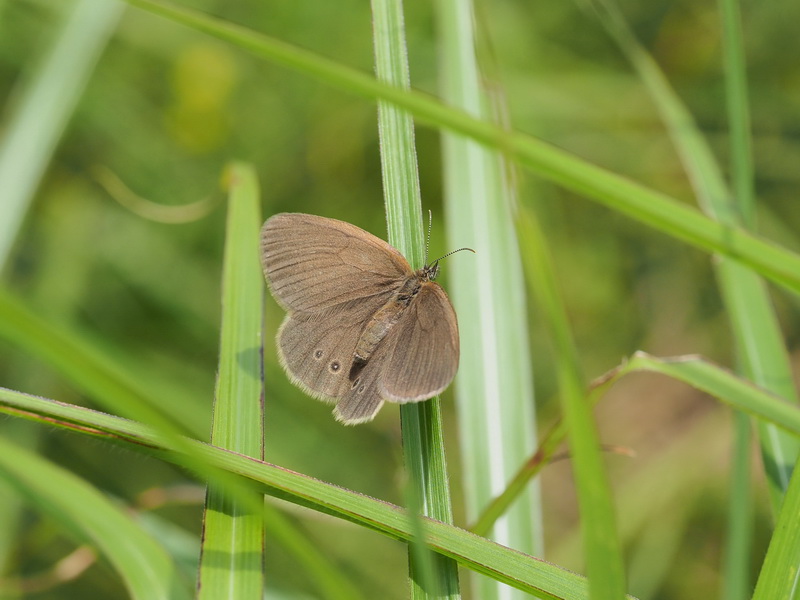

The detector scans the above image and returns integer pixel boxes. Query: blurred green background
[1,0,799,598]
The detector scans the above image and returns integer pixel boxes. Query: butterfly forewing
[261,213,412,313]
[380,283,459,402]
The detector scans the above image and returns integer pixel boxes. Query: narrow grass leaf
[371,0,460,597]
[198,163,265,599]
[724,411,753,600]
[597,353,800,435]
[0,0,124,265]
[718,0,755,227]
[716,260,799,502]
[0,435,190,600]
[719,1,757,593]
[0,387,642,600]
[517,207,627,599]
[717,0,800,513]
[0,287,195,437]
[752,462,800,600]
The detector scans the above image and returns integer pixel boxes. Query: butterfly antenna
[424,209,433,266]
[430,247,476,265]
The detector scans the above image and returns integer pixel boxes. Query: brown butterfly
[260,213,471,424]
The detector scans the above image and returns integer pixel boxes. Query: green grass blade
[517,208,627,599]
[371,0,425,265]
[259,507,366,600]
[0,435,190,600]
[717,260,799,502]
[586,0,799,508]
[198,163,264,598]
[722,0,799,591]
[751,463,800,600]
[718,0,799,519]
[436,1,541,598]
[0,286,196,438]
[600,353,800,435]
[0,0,124,265]
[119,0,800,297]
[0,386,642,600]
[371,0,459,597]
[724,412,753,600]
[719,0,755,228]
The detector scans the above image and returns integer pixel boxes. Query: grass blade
[517,208,627,599]
[719,25,758,569]
[751,464,800,600]
[719,0,755,228]
[600,353,800,434]
[0,385,641,600]
[0,435,190,600]
[198,163,264,598]
[724,411,753,600]
[370,0,460,596]
[0,0,124,265]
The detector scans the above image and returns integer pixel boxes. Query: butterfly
[260,213,470,424]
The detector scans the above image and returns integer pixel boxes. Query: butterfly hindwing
[278,295,392,402]
[332,327,399,424]
[333,283,460,423]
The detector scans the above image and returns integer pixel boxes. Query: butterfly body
[353,273,424,368]
[260,213,460,425]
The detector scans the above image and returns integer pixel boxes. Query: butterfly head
[422,261,441,282]
[421,211,475,282]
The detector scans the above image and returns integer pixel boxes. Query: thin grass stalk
[370,0,460,597]
[0,0,123,266]
[197,164,264,598]
[516,208,628,599]
[723,412,753,600]
[718,0,760,596]
[751,463,800,600]
[719,0,755,228]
